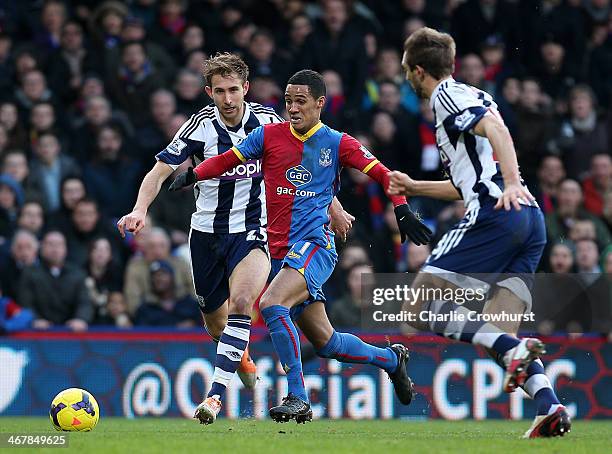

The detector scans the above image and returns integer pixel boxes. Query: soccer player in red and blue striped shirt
[170,70,432,423]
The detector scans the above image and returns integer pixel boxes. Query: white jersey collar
[429,77,455,111]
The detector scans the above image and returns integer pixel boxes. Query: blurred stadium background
[0,0,610,423]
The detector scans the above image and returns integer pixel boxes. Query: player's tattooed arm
[388,171,462,201]
[328,197,355,242]
[473,114,535,211]
[117,161,174,237]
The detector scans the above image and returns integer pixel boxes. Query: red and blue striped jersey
[232,121,382,259]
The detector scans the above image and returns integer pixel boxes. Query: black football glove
[168,167,196,191]
[394,204,432,245]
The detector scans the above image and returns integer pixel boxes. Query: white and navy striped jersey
[156,102,284,233]
[431,77,531,211]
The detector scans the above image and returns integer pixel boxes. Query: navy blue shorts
[423,199,546,290]
[189,228,268,314]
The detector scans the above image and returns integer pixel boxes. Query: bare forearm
[133,162,173,213]
[412,180,462,200]
[329,197,343,216]
[489,127,519,183]
[476,115,520,184]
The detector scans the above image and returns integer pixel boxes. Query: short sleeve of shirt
[156,113,207,169]
[435,84,490,133]
[338,133,380,174]
[233,125,265,162]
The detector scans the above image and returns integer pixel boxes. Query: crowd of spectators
[0,0,610,335]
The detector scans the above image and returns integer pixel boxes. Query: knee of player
[204,321,223,341]
[259,290,290,310]
[228,294,254,314]
[202,316,225,340]
[258,292,273,310]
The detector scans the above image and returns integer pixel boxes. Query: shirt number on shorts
[246,228,267,242]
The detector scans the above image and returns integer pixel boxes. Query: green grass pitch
[1,418,610,453]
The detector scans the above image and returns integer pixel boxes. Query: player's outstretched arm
[388,171,462,200]
[168,148,243,191]
[339,134,432,245]
[363,163,432,245]
[170,125,266,191]
[117,161,174,237]
[473,114,535,211]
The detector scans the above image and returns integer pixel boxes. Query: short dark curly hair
[287,69,326,99]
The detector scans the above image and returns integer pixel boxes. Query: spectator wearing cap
[0,174,24,240]
[123,227,194,314]
[134,259,201,328]
[480,34,516,96]
[549,85,610,180]
[18,230,93,331]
